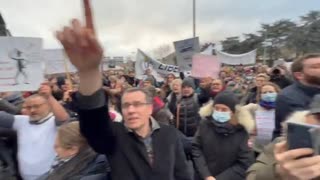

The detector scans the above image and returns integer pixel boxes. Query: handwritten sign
[255,110,275,145]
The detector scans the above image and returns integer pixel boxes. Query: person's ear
[293,72,303,81]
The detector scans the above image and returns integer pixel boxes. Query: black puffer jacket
[176,94,200,137]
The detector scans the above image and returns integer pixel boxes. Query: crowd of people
[0,18,319,180]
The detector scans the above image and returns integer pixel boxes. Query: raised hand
[38,82,53,99]
[55,0,103,95]
[56,19,103,73]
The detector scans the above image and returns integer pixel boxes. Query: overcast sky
[1,0,319,57]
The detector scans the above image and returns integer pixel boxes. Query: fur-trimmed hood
[199,101,255,133]
[281,110,310,137]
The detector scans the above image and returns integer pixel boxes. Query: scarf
[259,100,276,110]
[46,147,97,180]
[211,119,237,135]
[29,112,54,125]
[152,97,165,114]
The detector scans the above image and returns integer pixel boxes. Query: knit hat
[309,95,320,114]
[214,91,239,112]
[182,78,195,89]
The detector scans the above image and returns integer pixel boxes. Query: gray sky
[1,0,319,56]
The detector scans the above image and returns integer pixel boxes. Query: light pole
[193,0,196,37]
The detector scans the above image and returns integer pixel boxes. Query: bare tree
[152,44,173,60]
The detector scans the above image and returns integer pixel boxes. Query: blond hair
[57,122,88,150]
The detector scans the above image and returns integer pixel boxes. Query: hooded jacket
[192,102,255,180]
[246,110,310,180]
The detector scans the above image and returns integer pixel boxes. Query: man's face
[302,58,320,86]
[182,86,194,96]
[121,91,152,131]
[199,78,211,89]
[255,77,267,87]
[21,102,31,116]
[129,72,135,77]
[166,75,175,84]
[25,96,50,121]
[212,79,223,92]
[145,69,151,75]
[143,81,152,88]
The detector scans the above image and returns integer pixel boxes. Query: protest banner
[135,49,180,81]
[0,37,44,92]
[216,49,257,65]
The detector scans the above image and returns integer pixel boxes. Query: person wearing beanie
[144,86,174,125]
[192,91,255,180]
[176,77,200,137]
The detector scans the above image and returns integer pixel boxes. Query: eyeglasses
[24,103,46,110]
[122,102,151,109]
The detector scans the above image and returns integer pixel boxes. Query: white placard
[44,49,77,75]
[0,37,44,92]
[255,110,275,145]
[174,37,200,71]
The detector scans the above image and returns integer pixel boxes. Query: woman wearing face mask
[192,91,255,180]
[243,82,281,155]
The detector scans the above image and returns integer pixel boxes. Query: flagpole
[193,0,196,37]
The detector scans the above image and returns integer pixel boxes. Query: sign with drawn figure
[44,49,77,75]
[0,37,44,92]
[174,37,201,71]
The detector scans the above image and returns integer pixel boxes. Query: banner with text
[135,49,179,81]
[216,49,257,65]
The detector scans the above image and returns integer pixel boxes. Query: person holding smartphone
[247,95,320,180]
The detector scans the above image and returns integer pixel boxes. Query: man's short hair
[291,53,320,73]
[122,87,153,104]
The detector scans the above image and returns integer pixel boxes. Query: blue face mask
[212,110,231,123]
[261,92,277,102]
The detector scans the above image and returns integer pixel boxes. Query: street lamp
[193,0,196,37]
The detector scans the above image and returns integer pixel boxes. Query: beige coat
[246,110,310,180]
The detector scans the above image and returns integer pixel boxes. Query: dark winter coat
[273,82,320,139]
[192,103,255,180]
[176,94,200,137]
[76,90,192,180]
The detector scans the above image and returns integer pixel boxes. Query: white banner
[0,37,44,92]
[135,49,179,81]
[44,49,77,75]
[216,49,257,65]
[174,37,200,71]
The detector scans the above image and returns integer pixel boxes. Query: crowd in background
[0,34,320,180]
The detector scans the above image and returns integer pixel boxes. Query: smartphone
[287,122,320,153]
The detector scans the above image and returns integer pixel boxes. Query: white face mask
[212,110,231,123]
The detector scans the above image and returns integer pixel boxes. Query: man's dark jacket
[273,82,320,139]
[76,92,192,180]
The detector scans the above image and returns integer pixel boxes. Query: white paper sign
[0,37,44,92]
[174,37,200,71]
[44,49,77,75]
[255,110,275,145]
